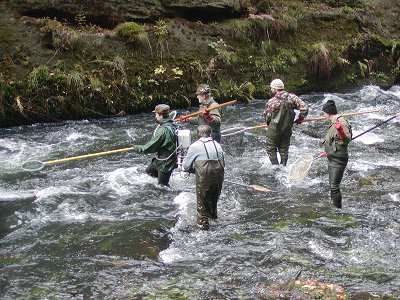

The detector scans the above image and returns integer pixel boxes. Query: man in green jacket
[263,79,308,166]
[321,100,352,208]
[134,104,177,186]
[188,84,222,142]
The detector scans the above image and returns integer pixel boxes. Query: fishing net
[221,128,245,156]
[287,154,314,182]
[21,160,46,172]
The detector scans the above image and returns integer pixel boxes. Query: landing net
[288,154,314,182]
[21,160,46,172]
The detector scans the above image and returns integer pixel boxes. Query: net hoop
[169,110,177,120]
[21,160,46,172]
[288,154,314,182]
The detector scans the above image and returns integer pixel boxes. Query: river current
[0,85,399,299]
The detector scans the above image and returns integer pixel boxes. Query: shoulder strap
[201,141,210,159]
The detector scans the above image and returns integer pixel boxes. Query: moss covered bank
[1,0,399,127]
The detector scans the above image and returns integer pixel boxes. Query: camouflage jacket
[264,91,308,136]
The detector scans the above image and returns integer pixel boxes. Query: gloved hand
[294,115,305,124]
[179,116,192,122]
[335,119,347,140]
[200,109,214,124]
[318,151,327,158]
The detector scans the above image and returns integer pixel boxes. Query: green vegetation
[115,22,148,46]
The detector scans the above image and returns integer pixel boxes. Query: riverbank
[1,0,399,127]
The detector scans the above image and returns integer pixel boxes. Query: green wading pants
[195,160,224,227]
[328,155,348,208]
[146,158,173,186]
[266,132,292,166]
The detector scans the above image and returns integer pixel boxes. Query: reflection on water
[0,85,399,298]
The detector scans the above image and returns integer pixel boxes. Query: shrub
[115,22,147,45]
[308,42,332,80]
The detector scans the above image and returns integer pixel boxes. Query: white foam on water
[352,130,384,144]
[389,193,399,202]
[159,245,185,264]
[323,93,346,105]
[349,160,376,172]
[54,202,117,222]
[105,166,154,196]
[359,85,382,101]
[159,192,198,264]
[173,192,196,229]
[65,132,90,142]
[0,190,36,202]
[35,186,74,202]
[308,239,334,260]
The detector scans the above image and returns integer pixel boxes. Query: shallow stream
[1,85,399,299]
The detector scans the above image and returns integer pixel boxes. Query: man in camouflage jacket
[263,79,308,166]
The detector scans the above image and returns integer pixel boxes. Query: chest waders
[146,123,178,186]
[194,140,224,229]
[266,95,295,166]
[325,116,352,208]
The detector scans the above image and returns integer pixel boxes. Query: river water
[0,85,399,299]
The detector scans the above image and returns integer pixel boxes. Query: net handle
[21,146,135,171]
[303,109,380,123]
[175,100,237,122]
[222,124,269,137]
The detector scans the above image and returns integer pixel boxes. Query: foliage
[115,22,148,46]
[153,19,169,63]
[39,18,91,53]
[214,80,255,103]
[208,39,238,66]
[308,42,332,80]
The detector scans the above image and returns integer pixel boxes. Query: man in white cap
[263,79,308,166]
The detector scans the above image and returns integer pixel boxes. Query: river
[0,85,399,299]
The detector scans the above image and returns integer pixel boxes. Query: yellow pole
[44,147,134,165]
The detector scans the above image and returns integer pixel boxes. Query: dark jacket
[324,116,352,159]
[190,98,221,137]
[136,118,177,173]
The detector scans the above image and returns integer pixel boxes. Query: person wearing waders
[183,84,222,143]
[133,104,177,186]
[320,100,352,208]
[263,79,309,166]
[182,125,225,230]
